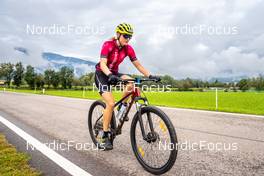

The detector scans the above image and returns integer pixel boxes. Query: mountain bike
[88,78,178,175]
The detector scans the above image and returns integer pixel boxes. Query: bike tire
[88,100,116,146]
[130,106,178,175]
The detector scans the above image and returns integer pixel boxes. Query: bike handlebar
[118,78,161,84]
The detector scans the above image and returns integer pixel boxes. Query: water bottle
[116,103,127,122]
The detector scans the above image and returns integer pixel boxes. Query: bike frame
[112,86,155,142]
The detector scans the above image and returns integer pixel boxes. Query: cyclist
[94,23,160,150]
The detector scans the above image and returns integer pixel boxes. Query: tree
[59,66,74,89]
[237,79,249,92]
[204,81,210,88]
[182,79,192,91]
[13,62,24,87]
[72,77,81,88]
[177,78,193,91]
[51,71,60,88]
[24,65,36,89]
[79,72,95,86]
[44,69,55,88]
[0,63,14,87]
[161,75,175,87]
[35,74,45,88]
[254,76,264,91]
[210,79,225,87]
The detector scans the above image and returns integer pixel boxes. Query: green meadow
[1,87,264,115]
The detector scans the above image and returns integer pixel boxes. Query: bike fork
[135,97,154,142]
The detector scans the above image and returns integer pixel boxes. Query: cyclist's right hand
[149,75,161,82]
[108,73,120,85]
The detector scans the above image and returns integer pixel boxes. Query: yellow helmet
[115,23,133,35]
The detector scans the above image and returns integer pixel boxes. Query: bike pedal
[124,116,129,121]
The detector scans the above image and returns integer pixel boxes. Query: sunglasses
[122,34,132,40]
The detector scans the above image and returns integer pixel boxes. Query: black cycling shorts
[94,70,124,95]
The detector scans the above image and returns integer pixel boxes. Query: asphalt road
[0,91,264,175]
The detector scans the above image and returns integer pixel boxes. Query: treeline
[161,75,264,91]
[1,62,264,91]
[134,75,264,91]
[0,62,94,89]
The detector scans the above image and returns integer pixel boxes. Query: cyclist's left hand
[108,73,120,85]
[149,75,161,82]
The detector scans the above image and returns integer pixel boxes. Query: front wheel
[130,106,178,175]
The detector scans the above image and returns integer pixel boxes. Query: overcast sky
[1,0,264,79]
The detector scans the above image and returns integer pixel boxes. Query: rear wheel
[88,100,116,147]
[130,106,178,175]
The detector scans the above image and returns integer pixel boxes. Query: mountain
[14,47,97,77]
[208,76,249,83]
[41,52,96,77]
[42,52,96,66]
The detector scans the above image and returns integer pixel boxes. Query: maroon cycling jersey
[95,39,137,74]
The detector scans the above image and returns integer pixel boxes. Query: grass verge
[0,133,41,176]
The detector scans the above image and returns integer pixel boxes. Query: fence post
[82,87,85,98]
[216,88,218,111]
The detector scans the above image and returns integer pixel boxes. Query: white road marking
[0,115,92,176]
[158,106,264,119]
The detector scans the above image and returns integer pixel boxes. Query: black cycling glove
[149,75,161,82]
[108,73,120,85]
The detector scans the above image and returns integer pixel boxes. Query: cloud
[1,0,264,79]
[211,46,264,77]
[0,40,48,67]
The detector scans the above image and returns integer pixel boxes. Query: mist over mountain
[9,47,262,82]
[14,47,96,77]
